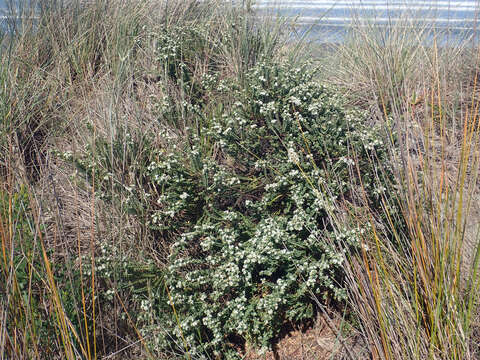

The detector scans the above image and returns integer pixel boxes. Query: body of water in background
[1,0,479,41]
[255,0,480,42]
[0,0,7,17]
[255,0,480,28]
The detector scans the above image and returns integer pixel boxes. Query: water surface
[255,0,480,43]
[2,0,479,41]
[256,0,480,27]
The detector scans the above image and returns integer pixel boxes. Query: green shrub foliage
[144,60,390,356]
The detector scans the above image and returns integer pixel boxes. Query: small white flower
[289,96,302,106]
[287,147,299,164]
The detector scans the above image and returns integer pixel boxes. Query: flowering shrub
[144,61,392,356]
[154,25,210,98]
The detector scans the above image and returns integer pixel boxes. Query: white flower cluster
[132,59,394,355]
[287,146,299,164]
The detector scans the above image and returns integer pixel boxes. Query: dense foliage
[138,60,391,356]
